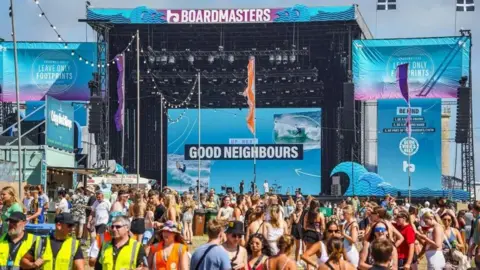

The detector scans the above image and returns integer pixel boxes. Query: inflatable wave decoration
[330,162,368,196]
[330,162,469,200]
[310,6,355,22]
[129,7,166,24]
[87,9,130,24]
[274,5,311,23]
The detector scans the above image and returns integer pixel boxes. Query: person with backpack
[190,219,230,270]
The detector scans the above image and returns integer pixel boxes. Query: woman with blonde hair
[417,211,445,270]
[162,193,178,223]
[182,196,195,245]
[265,205,289,255]
[264,235,296,270]
[318,238,356,270]
[1,186,23,233]
[342,205,360,267]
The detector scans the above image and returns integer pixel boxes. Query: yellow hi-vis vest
[0,233,38,268]
[100,238,141,270]
[34,236,79,270]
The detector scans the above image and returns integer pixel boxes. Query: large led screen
[167,108,321,194]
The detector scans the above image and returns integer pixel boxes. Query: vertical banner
[46,96,75,152]
[114,54,125,131]
[377,99,442,190]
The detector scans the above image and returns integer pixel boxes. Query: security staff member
[21,213,85,270]
[96,216,147,270]
[0,212,39,269]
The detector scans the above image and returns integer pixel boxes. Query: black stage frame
[87,19,367,195]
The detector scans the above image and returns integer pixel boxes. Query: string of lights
[30,0,137,68]
[139,51,197,124]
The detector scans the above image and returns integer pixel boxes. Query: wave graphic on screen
[167,154,212,192]
[273,112,321,150]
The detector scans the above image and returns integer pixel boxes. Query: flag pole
[408,99,412,202]
[10,0,23,197]
[197,71,201,202]
[253,57,257,191]
[136,29,140,189]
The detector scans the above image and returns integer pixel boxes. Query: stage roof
[86,4,372,38]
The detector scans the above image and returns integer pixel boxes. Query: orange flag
[243,57,255,135]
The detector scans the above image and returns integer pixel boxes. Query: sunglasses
[111,225,126,230]
[374,227,387,233]
[232,234,242,238]
[328,230,340,233]
[442,218,452,222]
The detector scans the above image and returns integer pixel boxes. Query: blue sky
[1,0,478,178]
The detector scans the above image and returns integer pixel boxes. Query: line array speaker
[88,96,103,134]
[455,87,471,144]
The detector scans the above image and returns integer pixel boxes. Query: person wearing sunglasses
[96,216,147,270]
[223,221,248,269]
[0,212,39,269]
[301,221,341,269]
[21,212,84,269]
[359,221,398,270]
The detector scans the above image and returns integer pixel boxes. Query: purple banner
[114,54,125,132]
[165,8,281,24]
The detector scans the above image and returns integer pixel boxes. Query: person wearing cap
[96,216,147,270]
[148,220,188,270]
[21,213,84,269]
[222,221,248,270]
[26,185,46,224]
[0,212,40,268]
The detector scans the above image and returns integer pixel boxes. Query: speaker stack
[88,96,103,134]
[455,86,471,144]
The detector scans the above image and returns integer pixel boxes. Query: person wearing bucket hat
[148,221,188,270]
[222,221,248,270]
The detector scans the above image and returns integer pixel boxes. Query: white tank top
[317,241,329,264]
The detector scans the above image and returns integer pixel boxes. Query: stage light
[207,55,214,64]
[275,54,282,65]
[168,55,175,64]
[187,55,194,65]
[269,55,275,63]
[148,55,155,63]
[289,54,296,63]
[282,54,288,64]
[160,55,168,64]
[227,54,234,64]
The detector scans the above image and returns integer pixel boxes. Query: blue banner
[353,37,470,100]
[46,96,74,152]
[377,99,442,191]
[167,108,321,194]
[0,42,96,102]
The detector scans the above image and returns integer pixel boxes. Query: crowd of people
[0,183,478,270]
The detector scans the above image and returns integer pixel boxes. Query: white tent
[87,174,151,185]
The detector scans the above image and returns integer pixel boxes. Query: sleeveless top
[343,221,357,251]
[267,227,284,255]
[317,241,329,264]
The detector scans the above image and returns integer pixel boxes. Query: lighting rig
[135,45,324,109]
